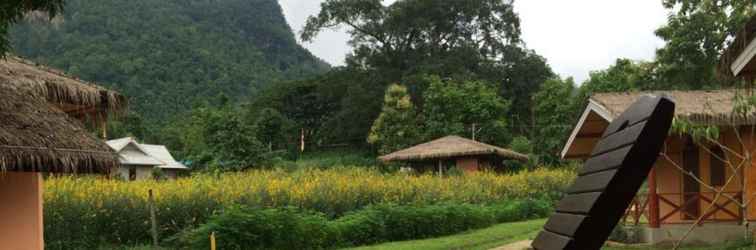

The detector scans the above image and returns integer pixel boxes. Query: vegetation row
[43,167,574,249]
[181,201,552,249]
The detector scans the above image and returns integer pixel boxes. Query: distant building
[107,137,188,180]
[378,135,528,174]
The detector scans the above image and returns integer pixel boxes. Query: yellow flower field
[43,167,574,248]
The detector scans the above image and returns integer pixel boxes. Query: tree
[654,0,752,89]
[532,77,578,163]
[488,46,554,134]
[161,96,267,171]
[0,0,64,54]
[422,76,510,145]
[249,77,339,152]
[253,108,294,152]
[300,0,552,146]
[367,84,421,155]
[107,111,147,140]
[204,107,265,170]
[302,0,521,77]
[577,58,652,107]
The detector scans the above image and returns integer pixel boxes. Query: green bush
[184,206,332,250]
[182,201,551,249]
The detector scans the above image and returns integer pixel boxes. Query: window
[710,146,726,186]
[129,167,137,181]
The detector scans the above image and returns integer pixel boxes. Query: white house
[106,137,188,180]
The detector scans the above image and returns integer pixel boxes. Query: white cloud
[278,0,669,83]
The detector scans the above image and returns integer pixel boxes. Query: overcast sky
[278,0,669,84]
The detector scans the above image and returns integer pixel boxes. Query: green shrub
[183,206,332,250]
[182,201,549,249]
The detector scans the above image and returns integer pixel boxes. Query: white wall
[116,165,155,181]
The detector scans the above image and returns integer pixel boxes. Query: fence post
[149,189,159,246]
[210,232,217,250]
[648,167,660,228]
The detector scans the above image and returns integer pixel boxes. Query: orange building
[0,56,124,249]
[379,135,528,173]
[563,90,756,244]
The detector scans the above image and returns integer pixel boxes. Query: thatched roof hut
[379,136,528,172]
[0,56,125,117]
[0,56,125,173]
[562,90,756,159]
[590,90,756,126]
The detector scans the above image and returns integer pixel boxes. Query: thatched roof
[379,136,529,162]
[0,57,124,173]
[719,15,756,79]
[591,89,756,126]
[0,56,126,117]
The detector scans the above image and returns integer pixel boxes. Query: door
[129,166,137,181]
[682,139,700,220]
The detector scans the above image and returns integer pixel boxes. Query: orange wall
[0,172,43,250]
[655,130,747,223]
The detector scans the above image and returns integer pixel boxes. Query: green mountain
[10,0,329,122]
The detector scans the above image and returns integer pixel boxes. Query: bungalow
[378,135,528,173]
[563,89,756,244]
[0,56,124,250]
[107,137,188,180]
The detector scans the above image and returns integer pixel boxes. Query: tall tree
[253,108,295,152]
[249,77,340,151]
[489,46,554,134]
[422,76,510,145]
[578,58,651,105]
[654,0,752,89]
[0,0,64,54]
[367,84,421,155]
[295,0,552,149]
[302,0,521,78]
[532,77,578,163]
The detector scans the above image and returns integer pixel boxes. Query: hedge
[181,200,551,249]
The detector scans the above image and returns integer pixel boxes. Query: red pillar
[648,166,660,228]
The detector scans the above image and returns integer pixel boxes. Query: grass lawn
[603,243,752,250]
[343,219,546,250]
[345,218,751,250]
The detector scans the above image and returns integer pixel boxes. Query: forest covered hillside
[10,0,329,123]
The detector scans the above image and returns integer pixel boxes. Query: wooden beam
[648,166,660,228]
[576,133,603,138]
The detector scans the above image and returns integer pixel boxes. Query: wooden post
[149,189,159,246]
[101,120,108,139]
[437,160,443,176]
[300,128,305,153]
[471,123,476,141]
[210,232,217,250]
[648,166,660,228]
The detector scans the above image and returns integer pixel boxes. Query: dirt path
[489,240,532,250]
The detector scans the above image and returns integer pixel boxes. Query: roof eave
[560,100,614,159]
[730,35,756,77]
